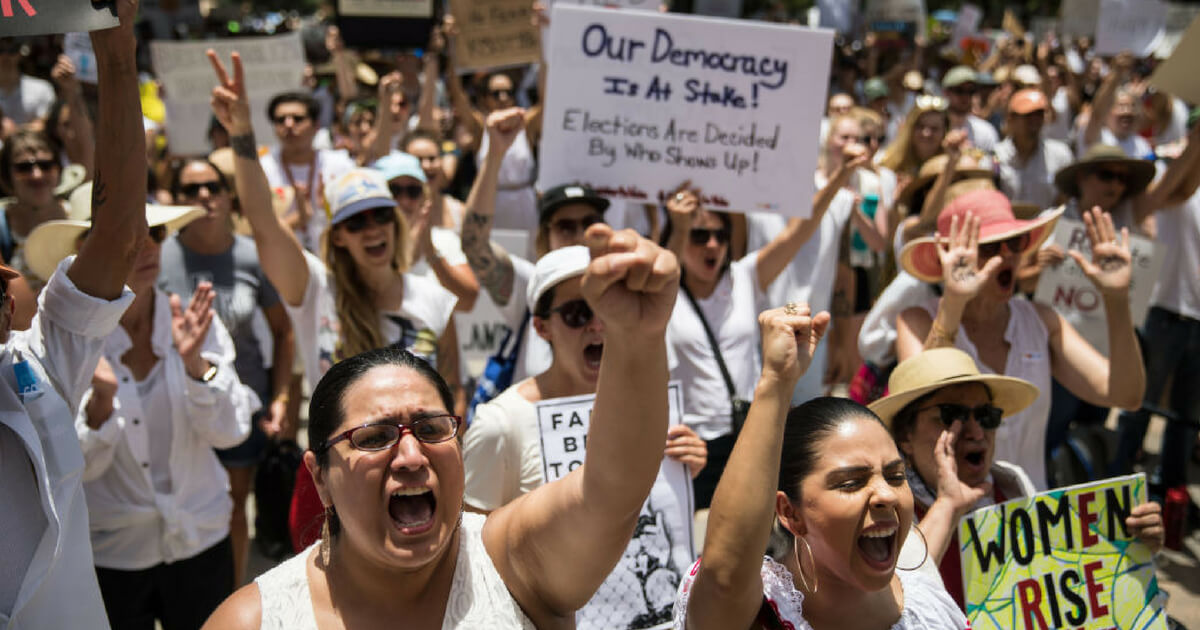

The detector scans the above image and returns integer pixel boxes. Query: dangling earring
[793,536,819,594]
[895,524,929,571]
[320,505,335,566]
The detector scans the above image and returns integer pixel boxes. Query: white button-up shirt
[77,288,257,570]
[0,258,133,630]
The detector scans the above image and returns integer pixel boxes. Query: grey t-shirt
[158,234,280,402]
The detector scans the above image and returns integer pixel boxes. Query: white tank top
[477,129,538,242]
[255,512,535,629]
[918,297,1053,490]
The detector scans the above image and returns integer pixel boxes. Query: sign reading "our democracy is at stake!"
[537,5,833,217]
[960,474,1167,630]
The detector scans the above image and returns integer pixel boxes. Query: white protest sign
[692,0,743,18]
[537,383,695,630]
[456,229,531,378]
[63,32,97,85]
[1094,0,1168,56]
[1060,0,1099,37]
[552,0,661,9]
[1033,218,1164,355]
[950,4,983,47]
[151,33,305,157]
[538,5,833,217]
[338,0,433,17]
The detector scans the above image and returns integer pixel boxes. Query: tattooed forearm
[231,133,257,160]
[462,211,515,306]
[91,176,108,211]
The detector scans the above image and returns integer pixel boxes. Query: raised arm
[484,226,680,625]
[461,109,523,306]
[363,72,404,163]
[685,305,829,630]
[902,130,966,244]
[1137,122,1200,221]
[441,16,485,149]
[326,26,358,107]
[1083,52,1132,150]
[523,4,550,146]
[68,0,146,300]
[208,51,310,306]
[50,54,96,178]
[416,26,444,135]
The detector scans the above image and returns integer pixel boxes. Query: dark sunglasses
[389,183,423,200]
[1092,169,1128,184]
[948,85,977,95]
[550,215,601,235]
[978,233,1030,259]
[917,403,1003,429]
[689,228,730,246]
[489,88,514,100]
[272,113,310,125]
[548,299,595,329]
[340,206,396,233]
[319,415,460,453]
[858,135,886,144]
[13,159,58,175]
[179,181,225,197]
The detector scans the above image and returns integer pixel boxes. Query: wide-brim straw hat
[868,348,1040,429]
[900,189,1063,283]
[1053,144,1156,200]
[24,201,203,282]
[897,153,995,208]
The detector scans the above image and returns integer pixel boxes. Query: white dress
[256,512,535,629]
[673,556,967,630]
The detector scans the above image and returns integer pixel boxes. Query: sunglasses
[917,403,1003,429]
[547,299,595,329]
[549,215,601,236]
[978,233,1030,259]
[1092,169,1128,184]
[689,227,730,246]
[489,88,514,100]
[272,113,310,125]
[858,135,886,145]
[948,85,977,95]
[179,181,225,197]
[13,159,58,175]
[319,415,460,453]
[389,183,423,200]
[340,206,396,233]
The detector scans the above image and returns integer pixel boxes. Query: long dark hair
[778,397,884,501]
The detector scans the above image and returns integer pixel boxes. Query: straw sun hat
[23,181,202,282]
[868,348,1040,429]
[1053,144,1156,201]
[899,189,1063,284]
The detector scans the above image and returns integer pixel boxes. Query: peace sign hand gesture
[207,50,252,136]
[1068,206,1132,299]
[937,212,1003,303]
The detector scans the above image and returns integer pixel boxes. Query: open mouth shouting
[583,342,604,371]
[363,240,389,259]
[389,486,437,535]
[994,266,1015,292]
[958,442,989,478]
[857,521,899,571]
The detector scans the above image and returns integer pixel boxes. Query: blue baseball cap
[372,152,427,184]
[327,169,396,226]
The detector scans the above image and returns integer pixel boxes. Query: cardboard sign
[455,229,530,378]
[1060,0,1099,38]
[960,474,1167,630]
[1149,14,1200,104]
[1094,0,1168,56]
[151,33,306,157]
[1033,217,1164,356]
[63,32,98,84]
[0,1,117,37]
[451,0,540,72]
[537,5,833,216]
[537,383,695,630]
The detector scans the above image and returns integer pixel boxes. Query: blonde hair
[880,106,949,175]
[322,206,412,359]
[820,114,863,173]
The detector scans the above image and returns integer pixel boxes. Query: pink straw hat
[899,189,1062,283]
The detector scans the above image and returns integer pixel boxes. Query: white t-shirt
[0,75,55,124]
[1043,86,1074,144]
[259,148,356,253]
[286,251,458,389]
[1150,190,1200,320]
[858,271,937,366]
[1077,126,1153,160]
[667,255,765,440]
[462,381,543,511]
[995,137,1075,210]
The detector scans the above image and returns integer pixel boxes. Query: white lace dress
[672,556,968,630]
[256,513,535,629]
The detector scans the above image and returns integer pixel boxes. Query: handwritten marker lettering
[1,0,36,17]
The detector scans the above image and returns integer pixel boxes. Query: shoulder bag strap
[682,283,738,403]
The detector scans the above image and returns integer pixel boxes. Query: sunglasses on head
[1092,169,1128,183]
[689,227,730,246]
[917,402,1003,429]
[547,298,595,329]
[489,88,514,100]
[340,206,396,233]
[550,215,601,236]
[389,182,423,200]
[179,181,225,198]
[978,233,1030,259]
[13,159,57,175]
[915,95,949,111]
[272,113,310,125]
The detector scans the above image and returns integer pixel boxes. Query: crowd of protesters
[1,0,1197,628]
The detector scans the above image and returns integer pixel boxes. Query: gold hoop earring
[895,524,929,571]
[793,536,819,594]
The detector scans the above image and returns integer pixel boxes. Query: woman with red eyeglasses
[895,190,1145,491]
